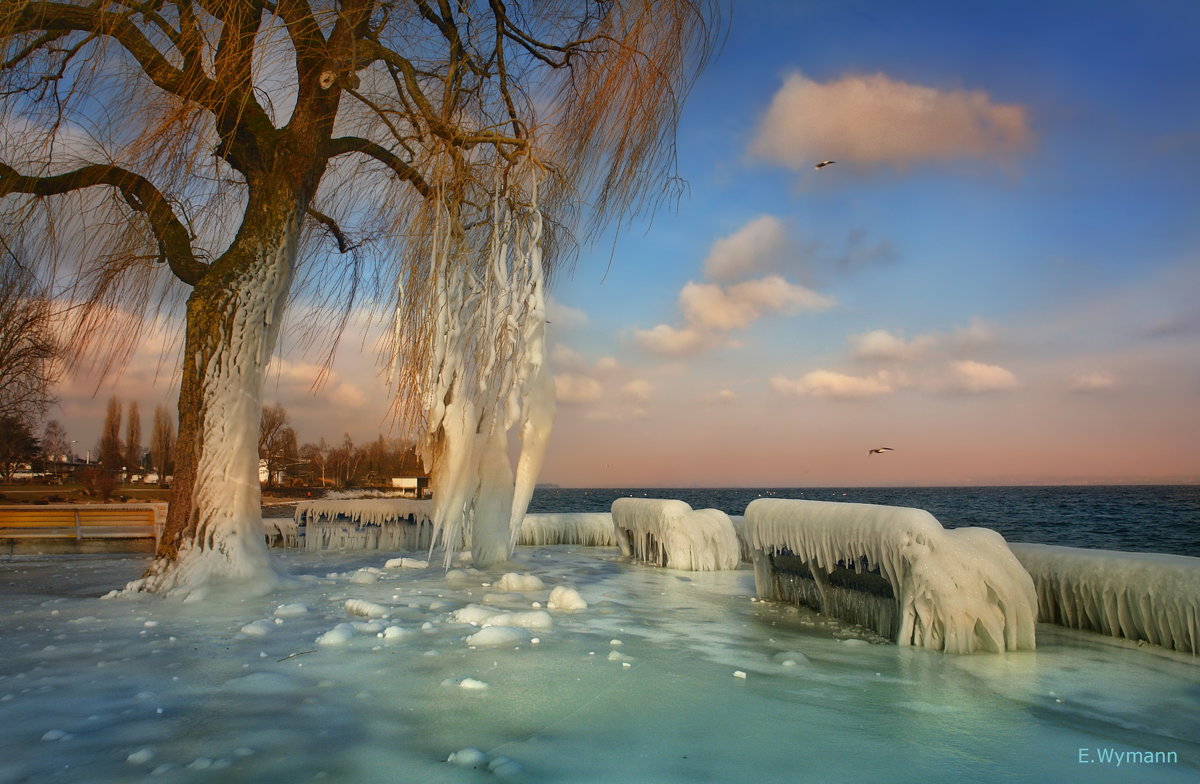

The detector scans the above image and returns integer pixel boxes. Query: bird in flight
[867,447,894,456]
[814,160,836,169]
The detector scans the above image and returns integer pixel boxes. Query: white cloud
[595,356,620,373]
[702,215,789,281]
[703,388,737,404]
[633,324,713,357]
[680,276,834,331]
[1070,372,1116,392]
[550,343,587,371]
[621,379,653,404]
[849,329,931,361]
[554,373,603,404]
[751,72,1031,172]
[546,297,589,330]
[328,381,367,408]
[947,360,1018,393]
[770,370,896,400]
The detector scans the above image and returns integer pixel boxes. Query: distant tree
[0,251,59,427]
[0,414,38,481]
[258,404,297,489]
[125,401,143,474]
[150,405,176,486]
[40,420,70,462]
[97,396,124,472]
[301,439,331,488]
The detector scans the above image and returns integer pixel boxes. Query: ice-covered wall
[1009,543,1200,655]
[745,499,1036,654]
[296,499,443,552]
[611,498,740,572]
[294,499,434,527]
[517,513,617,547]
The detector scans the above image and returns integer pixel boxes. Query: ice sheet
[1,550,1196,784]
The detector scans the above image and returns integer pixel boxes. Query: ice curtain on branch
[0,1,717,594]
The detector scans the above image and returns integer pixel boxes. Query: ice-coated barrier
[517,513,618,546]
[611,498,740,571]
[1009,543,1200,655]
[745,498,1036,654]
[296,499,440,551]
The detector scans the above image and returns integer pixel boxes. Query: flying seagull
[867,447,894,456]
[814,160,836,169]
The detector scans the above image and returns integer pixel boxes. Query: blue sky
[55,0,1200,486]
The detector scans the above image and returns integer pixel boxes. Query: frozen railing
[744,498,1036,654]
[517,513,617,546]
[296,499,439,552]
[1009,543,1200,655]
[611,498,740,571]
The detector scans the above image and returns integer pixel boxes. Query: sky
[52,0,1200,487]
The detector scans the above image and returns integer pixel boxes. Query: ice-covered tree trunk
[135,200,303,598]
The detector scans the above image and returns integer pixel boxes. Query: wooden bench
[0,503,167,553]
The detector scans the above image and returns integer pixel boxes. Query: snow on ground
[1,548,1197,783]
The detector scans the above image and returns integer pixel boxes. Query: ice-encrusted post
[745,499,1037,654]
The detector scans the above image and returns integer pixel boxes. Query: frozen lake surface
[2,547,1197,783]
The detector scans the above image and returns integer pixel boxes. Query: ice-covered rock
[239,619,274,637]
[547,586,587,611]
[315,623,358,646]
[274,603,309,618]
[496,573,546,592]
[611,498,740,571]
[384,557,429,569]
[745,498,1036,654]
[466,627,524,647]
[1009,543,1200,654]
[344,599,388,618]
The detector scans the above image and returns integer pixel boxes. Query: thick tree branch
[9,2,220,111]
[0,162,208,286]
[325,136,431,198]
[306,206,355,253]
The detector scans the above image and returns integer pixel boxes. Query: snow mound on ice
[466,627,524,647]
[274,603,309,618]
[1009,543,1200,654]
[611,498,740,571]
[384,557,429,569]
[745,498,1036,654]
[344,599,388,618]
[547,585,588,611]
[239,619,274,637]
[315,623,358,646]
[518,513,617,546]
[496,573,546,592]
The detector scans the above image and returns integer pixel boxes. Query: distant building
[390,476,431,497]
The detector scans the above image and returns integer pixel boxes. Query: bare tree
[125,400,143,474]
[41,419,70,462]
[1,1,716,592]
[0,251,59,426]
[258,403,297,488]
[150,404,176,485]
[97,396,124,473]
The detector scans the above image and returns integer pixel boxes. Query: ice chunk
[447,747,487,767]
[1010,543,1200,654]
[611,498,740,571]
[239,620,274,637]
[466,627,524,647]
[344,599,388,618]
[384,557,429,569]
[496,573,546,592]
[547,586,588,611]
[381,626,408,640]
[518,513,617,546]
[745,498,1036,654]
[484,611,552,630]
[315,623,358,646]
[452,605,501,626]
[459,678,489,690]
[126,748,155,765]
[274,603,309,618]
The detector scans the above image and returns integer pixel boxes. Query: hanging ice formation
[401,169,555,568]
[1009,543,1200,654]
[745,498,1037,654]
